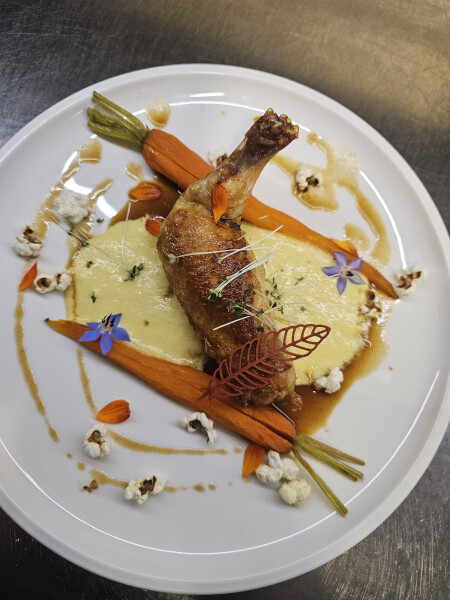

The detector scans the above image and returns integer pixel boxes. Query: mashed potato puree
[67,217,369,385]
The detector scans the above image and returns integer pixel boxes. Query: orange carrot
[242,443,265,477]
[18,261,38,290]
[142,131,397,297]
[47,319,295,452]
[88,92,397,298]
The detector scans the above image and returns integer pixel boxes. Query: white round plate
[1,65,449,593]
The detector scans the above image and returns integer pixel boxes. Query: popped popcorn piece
[279,478,311,506]
[55,190,90,224]
[34,274,57,294]
[12,226,42,258]
[360,290,381,319]
[55,271,72,291]
[295,166,321,193]
[180,412,217,444]
[125,475,166,505]
[314,366,344,394]
[267,450,299,481]
[395,267,426,296]
[255,463,283,485]
[208,146,228,167]
[83,423,111,458]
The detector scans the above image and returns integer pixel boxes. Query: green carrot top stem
[87,91,149,146]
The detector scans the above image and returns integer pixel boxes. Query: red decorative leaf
[145,217,164,236]
[129,181,162,201]
[212,183,228,222]
[202,324,330,400]
[242,443,265,477]
[18,261,38,290]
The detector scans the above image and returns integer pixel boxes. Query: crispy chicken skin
[157,110,299,405]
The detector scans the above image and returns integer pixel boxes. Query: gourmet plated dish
[12,92,425,515]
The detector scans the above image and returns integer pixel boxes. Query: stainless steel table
[1,1,448,598]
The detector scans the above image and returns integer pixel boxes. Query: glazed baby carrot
[87,92,397,299]
[46,319,295,453]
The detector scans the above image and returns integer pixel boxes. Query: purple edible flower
[79,313,130,355]
[322,252,364,295]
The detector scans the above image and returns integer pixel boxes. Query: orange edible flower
[145,217,164,236]
[212,183,228,222]
[129,181,162,202]
[18,261,38,290]
[96,399,130,424]
[242,442,265,477]
[332,239,359,257]
[253,115,262,122]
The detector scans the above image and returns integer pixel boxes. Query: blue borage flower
[322,252,364,295]
[79,313,130,355]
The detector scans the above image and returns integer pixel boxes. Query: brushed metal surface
[1,1,448,598]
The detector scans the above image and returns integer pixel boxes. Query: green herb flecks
[124,263,144,281]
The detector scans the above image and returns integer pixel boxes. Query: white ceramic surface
[0,64,449,594]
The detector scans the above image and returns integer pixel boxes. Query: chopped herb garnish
[300,306,306,312]
[96,218,104,224]
[230,299,246,318]
[91,292,97,303]
[124,263,144,281]
[295,276,304,285]
[81,240,89,247]
[86,260,93,268]
[257,325,265,332]
[167,253,178,264]
[210,254,218,263]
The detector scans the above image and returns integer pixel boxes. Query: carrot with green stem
[47,318,365,515]
[87,92,397,299]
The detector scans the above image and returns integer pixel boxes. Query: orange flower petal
[212,183,228,222]
[129,181,162,202]
[18,261,38,290]
[242,442,265,477]
[96,399,130,424]
[332,239,359,257]
[145,217,164,236]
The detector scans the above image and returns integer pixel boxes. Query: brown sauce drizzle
[272,132,391,269]
[31,138,102,240]
[77,350,227,456]
[14,292,59,442]
[90,469,127,489]
[279,302,392,434]
[14,138,105,443]
[344,223,371,256]
[125,162,146,182]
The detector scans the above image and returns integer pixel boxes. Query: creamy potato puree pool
[67,217,369,384]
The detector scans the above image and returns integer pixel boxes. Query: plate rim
[1,63,449,593]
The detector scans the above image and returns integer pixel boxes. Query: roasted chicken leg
[157,110,299,405]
